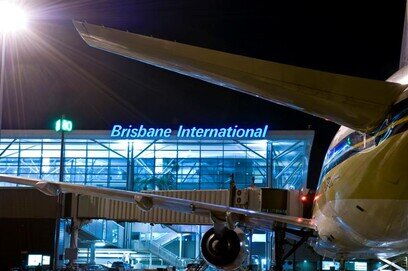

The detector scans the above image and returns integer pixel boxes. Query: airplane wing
[0,174,317,231]
[73,21,407,132]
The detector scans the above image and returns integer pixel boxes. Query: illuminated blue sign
[111,125,268,139]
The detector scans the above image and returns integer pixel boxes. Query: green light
[55,118,73,132]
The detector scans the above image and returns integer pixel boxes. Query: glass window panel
[155,142,177,151]
[1,149,20,158]
[0,158,19,164]
[223,143,246,151]
[271,139,308,189]
[155,150,178,159]
[106,152,122,159]
[178,183,200,190]
[87,150,109,158]
[110,159,127,166]
[200,150,223,159]
[42,143,61,150]
[177,143,199,151]
[200,143,224,151]
[177,173,199,183]
[64,174,85,183]
[42,150,61,158]
[41,174,59,182]
[136,150,155,158]
[65,150,87,158]
[110,173,127,182]
[177,150,198,158]
[65,143,88,150]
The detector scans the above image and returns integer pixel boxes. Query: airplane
[1,3,408,271]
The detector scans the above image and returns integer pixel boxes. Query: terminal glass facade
[0,130,313,190]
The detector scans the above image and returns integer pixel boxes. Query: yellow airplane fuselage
[313,114,408,258]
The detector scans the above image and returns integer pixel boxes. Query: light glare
[0,2,27,33]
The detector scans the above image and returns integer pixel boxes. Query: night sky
[1,0,406,187]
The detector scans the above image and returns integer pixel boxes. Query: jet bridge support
[273,225,286,271]
[66,217,89,270]
[339,258,346,271]
[271,226,314,271]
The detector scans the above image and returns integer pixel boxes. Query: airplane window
[346,133,365,148]
[328,126,353,150]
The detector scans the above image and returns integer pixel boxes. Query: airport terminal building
[0,127,317,270]
[0,127,314,191]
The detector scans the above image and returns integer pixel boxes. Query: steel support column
[89,242,96,265]
[67,218,82,269]
[272,226,286,271]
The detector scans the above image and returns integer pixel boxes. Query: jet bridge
[0,187,309,224]
[65,187,308,224]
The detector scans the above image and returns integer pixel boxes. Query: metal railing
[135,239,193,268]
[81,220,125,248]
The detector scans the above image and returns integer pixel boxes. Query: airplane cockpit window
[346,132,365,148]
[318,126,365,187]
[323,127,353,166]
[328,126,354,150]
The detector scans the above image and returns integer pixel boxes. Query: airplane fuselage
[313,77,408,259]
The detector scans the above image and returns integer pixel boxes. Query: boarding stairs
[135,238,192,268]
[133,227,194,268]
[154,231,179,246]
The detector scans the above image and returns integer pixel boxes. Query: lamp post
[55,115,73,182]
[54,115,73,269]
[0,2,27,133]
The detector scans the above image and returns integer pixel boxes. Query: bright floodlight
[0,2,27,32]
